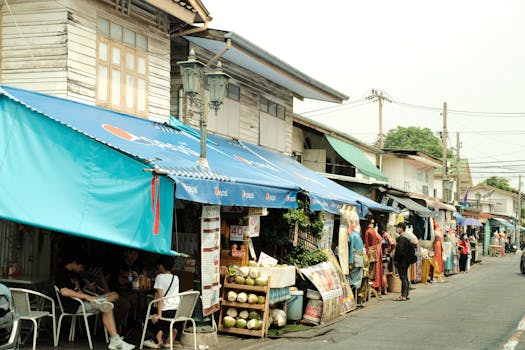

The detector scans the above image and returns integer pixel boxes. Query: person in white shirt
[143,256,181,349]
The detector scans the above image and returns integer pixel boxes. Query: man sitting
[55,254,135,350]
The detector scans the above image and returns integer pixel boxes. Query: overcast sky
[205,0,525,188]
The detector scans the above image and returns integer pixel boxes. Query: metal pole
[198,77,209,168]
[517,175,522,245]
[442,102,448,202]
[456,132,460,203]
[378,97,383,171]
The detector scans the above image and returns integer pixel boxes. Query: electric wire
[299,99,370,115]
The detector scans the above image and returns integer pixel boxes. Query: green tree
[479,176,512,192]
[381,126,444,159]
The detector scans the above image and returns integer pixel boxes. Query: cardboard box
[259,265,296,288]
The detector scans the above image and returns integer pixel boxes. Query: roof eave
[223,32,349,103]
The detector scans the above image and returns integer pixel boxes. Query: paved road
[254,254,525,350]
[19,254,525,350]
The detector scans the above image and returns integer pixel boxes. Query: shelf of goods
[218,278,271,338]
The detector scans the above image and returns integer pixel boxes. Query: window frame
[96,18,149,117]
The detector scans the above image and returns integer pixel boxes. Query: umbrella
[461,217,482,227]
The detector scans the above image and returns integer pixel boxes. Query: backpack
[397,235,417,264]
[407,241,418,264]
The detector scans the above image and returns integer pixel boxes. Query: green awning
[326,135,388,182]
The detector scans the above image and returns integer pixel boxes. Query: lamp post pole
[177,50,230,168]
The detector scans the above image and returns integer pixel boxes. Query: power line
[469,160,525,165]
[393,100,525,117]
[299,99,368,115]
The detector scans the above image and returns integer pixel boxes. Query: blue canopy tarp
[236,140,396,215]
[0,86,300,209]
[0,89,174,254]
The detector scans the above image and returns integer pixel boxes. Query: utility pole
[456,132,460,203]
[442,102,448,202]
[517,175,522,245]
[366,89,391,171]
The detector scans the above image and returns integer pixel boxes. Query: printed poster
[201,205,221,316]
[229,225,248,241]
[300,261,343,323]
[248,215,260,237]
[324,249,355,313]
[317,212,334,249]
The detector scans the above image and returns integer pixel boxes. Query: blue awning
[0,88,174,254]
[0,84,392,248]
[453,211,464,221]
[0,86,300,210]
[236,140,396,215]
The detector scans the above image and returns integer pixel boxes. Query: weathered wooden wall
[1,0,171,120]
[182,43,295,154]
[1,0,68,95]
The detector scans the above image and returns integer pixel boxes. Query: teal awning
[491,218,514,230]
[0,91,174,255]
[326,135,388,182]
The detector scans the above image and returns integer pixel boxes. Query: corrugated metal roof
[184,32,349,103]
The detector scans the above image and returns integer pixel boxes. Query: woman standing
[380,228,395,295]
[364,219,383,293]
[458,234,470,273]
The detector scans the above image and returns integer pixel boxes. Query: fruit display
[219,271,271,338]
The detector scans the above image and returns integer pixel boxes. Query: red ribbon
[151,175,160,235]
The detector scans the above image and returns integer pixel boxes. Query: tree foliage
[479,176,512,192]
[381,126,444,159]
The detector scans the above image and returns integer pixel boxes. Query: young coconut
[247,293,259,304]
[236,292,248,303]
[235,318,247,329]
[223,316,236,328]
[238,309,250,320]
[227,291,238,302]
[226,307,238,318]
[249,267,260,279]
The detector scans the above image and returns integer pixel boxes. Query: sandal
[393,296,407,301]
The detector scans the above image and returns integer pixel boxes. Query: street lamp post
[177,49,231,168]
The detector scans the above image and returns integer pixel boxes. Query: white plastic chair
[53,285,107,349]
[139,290,200,350]
[10,287,57,350]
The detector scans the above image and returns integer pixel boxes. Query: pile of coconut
[227,266,268,287]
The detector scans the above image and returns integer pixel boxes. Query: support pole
[517,175,522,245]
[442,102,448,202]
[456,132,460,203]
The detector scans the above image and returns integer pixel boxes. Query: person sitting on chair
[55,253,135,350]
[143,256,181,349]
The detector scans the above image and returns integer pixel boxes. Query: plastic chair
[139,290,200,350]
[10,287,57,350]
[53,285,107,349]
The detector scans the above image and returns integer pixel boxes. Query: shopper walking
[393,222,416,301]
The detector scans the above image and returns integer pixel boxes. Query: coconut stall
[217,198,358,338]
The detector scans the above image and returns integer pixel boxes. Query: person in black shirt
[110,249,143,328]
[393,222,415,301]
[55,254,135,350]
